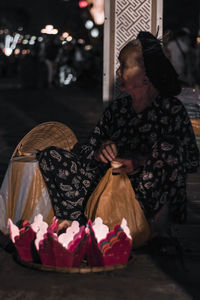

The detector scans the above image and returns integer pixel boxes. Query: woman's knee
[37,146,58,161]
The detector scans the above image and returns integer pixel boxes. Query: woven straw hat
[12,121,78,158]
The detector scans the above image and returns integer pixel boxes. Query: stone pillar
[103,0,163,104]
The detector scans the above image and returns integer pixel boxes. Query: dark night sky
[0,0,86,37]
[163,0,200,34]
[0,0,199,35]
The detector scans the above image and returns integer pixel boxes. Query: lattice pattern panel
[114,0,152,98]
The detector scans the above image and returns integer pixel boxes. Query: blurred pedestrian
[167,28,194,86]
[44,37,60,88]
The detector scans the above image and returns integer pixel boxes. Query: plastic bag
[85,168,151,248]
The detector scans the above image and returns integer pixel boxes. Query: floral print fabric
[38,95,199,224]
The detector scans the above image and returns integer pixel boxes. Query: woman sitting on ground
[38,31,199,240]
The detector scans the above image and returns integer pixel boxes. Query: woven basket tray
[14,254,133,274]
[12,121,78,158]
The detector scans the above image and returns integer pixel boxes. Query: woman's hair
[119,39,144,69]
[120,32,181,97]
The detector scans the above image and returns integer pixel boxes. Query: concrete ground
[0,80,200,300]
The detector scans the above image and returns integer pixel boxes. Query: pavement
[0,79,200,300]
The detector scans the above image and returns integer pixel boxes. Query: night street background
[0,1,200,299]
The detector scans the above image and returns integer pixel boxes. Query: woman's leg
[37,146,102,225]
[130,137,187,226]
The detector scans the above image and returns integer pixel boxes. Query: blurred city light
[4,47,12,56]
[29,40,35,45]
[90,28,99,38]
[77,38,85,44]
[22,39,28,45]
[79,0,88,9]
[41,25,58,35]
[62,32,69,38]
[38,37,43,42]
[85,20,94,30]
[52,29,58,34]
[0,0,104,87]
[84,44,93,50]
[11,34,20,49]
[4,35,13,56]
[67,36,73,42]
[87,0,104,25]
[14,48,20,55]
[46,25,53,32]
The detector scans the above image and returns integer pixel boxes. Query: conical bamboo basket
[12,121,78,158]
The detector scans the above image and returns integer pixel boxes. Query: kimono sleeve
[78,103,115,159]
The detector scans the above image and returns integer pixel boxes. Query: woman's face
[116,48,146,93]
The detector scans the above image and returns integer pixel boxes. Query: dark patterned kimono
[38,95,199,225]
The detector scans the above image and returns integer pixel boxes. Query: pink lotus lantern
[37,221,88,268]
[8,214,58,262]
[86,217,132,267]
[8,214,132,268]
[8,219,36,262]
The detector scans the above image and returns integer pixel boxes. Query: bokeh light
[67,36,73,42]
[90,28,99,38]
[85,20,94,30]
[79,0,88,9]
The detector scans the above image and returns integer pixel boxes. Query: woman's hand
[95,140,117,163]
[112,156,146,174]
[112,158,135,174]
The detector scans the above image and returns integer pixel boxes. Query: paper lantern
[8,214,132,268]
